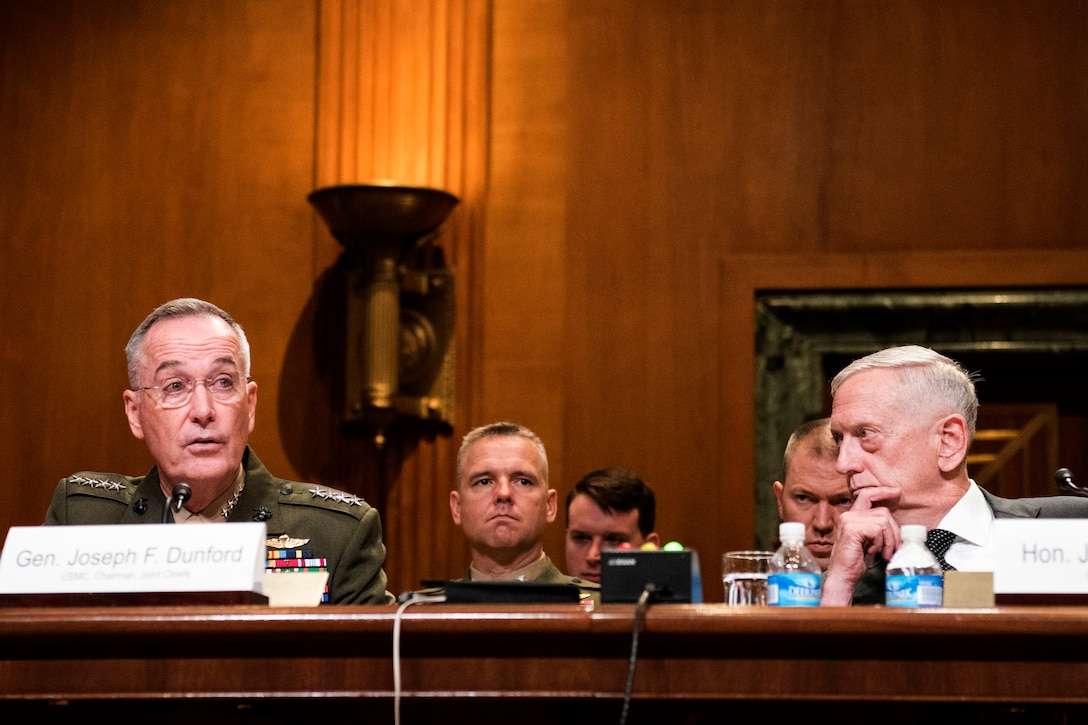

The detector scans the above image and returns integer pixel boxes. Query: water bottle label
[885,574,944,607]
[767,572,822,606]
[690,551,703,604]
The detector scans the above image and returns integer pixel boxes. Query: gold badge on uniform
[267,533,311,549]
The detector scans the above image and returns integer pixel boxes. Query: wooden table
[2,603,1087,722]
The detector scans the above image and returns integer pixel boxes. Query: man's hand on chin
[820,486,902,606]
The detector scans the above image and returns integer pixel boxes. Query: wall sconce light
[308,183,459,447]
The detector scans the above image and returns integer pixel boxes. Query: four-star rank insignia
[69,475,126,492]
[308,486,365,507]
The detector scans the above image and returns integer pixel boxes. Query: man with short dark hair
[450,422,593,592]
[564,467,659,583]
[773,418,851,571]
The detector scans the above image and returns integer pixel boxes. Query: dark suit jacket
[44,447,395,605]
[851,488,1088,605]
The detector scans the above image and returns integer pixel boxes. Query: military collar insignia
[308,486,365,507]
[69,475,125,492]
[219,479,246,521]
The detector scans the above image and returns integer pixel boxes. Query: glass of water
[722,550,773,606]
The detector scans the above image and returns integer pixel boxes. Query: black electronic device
[417,580,582,604]
[601,549,699,604]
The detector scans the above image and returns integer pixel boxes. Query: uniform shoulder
[61,471,139,501]
[535,559,601,599]
[567,575,601,593]
[569,576,601,590]
[274,481,372,520]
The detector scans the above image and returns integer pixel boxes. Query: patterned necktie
[925,528,957,572]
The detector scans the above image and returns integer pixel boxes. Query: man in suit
[449,421,597,599]
[44,297,395,605]
[564,467,659,583]
[773,418,852,572]
[822,344,1088,605]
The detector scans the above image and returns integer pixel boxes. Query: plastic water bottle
[689,549,704,604]
[885,524,944,608]
[767,522,822,606]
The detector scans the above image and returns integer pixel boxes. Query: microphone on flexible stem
[162,483,192,523]
[1055,468,1086,497]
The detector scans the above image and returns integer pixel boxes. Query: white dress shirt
[934,480,997,571]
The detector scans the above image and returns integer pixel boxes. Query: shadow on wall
[275,262,417,512]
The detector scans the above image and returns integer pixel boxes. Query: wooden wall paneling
[311,0,490,596]
[561,1,740,584]
[485,1,572,561]
[0,2,318,531]
[815,1,1088,252]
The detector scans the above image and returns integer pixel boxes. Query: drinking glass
[722,550,773,606]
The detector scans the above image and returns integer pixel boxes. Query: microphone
[1055,468,1085,497]
[162,483,192,523]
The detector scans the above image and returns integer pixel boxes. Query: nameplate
[0,523,266,595]
[993,519,1088,594]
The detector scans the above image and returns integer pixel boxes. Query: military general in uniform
[43,297,394,605]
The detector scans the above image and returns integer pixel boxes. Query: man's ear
[122,389,145,440]
[246,378,258,433]
[773,480,786,519]
[449,489,462,526]
[545,488,558,523]
[936,414,970,473]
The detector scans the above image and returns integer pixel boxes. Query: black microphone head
[170,483,192,513]
[1055,468,1081,495]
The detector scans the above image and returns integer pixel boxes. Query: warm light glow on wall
[315,0,479,195]
[310,0,489,596]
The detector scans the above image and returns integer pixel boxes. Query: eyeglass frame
[133,371,252,409]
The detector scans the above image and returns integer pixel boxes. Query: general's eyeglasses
[135,372,250,409]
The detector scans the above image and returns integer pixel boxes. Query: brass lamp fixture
[308,183,459,447]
